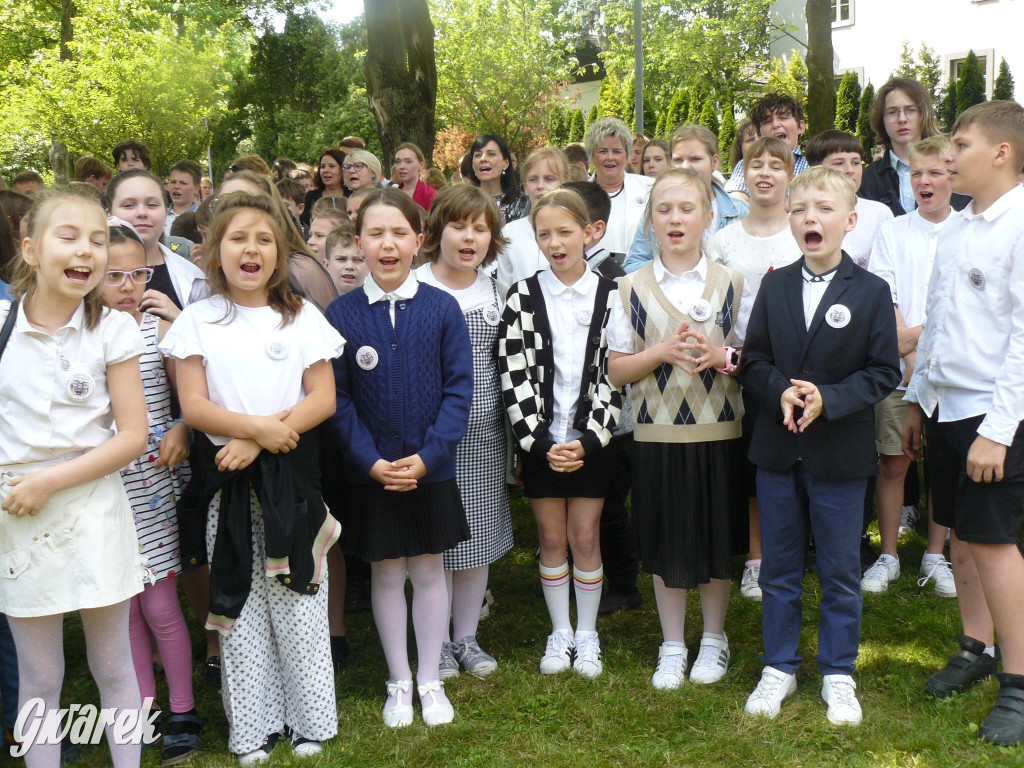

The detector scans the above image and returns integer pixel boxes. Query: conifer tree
[834,70,861,133]
[956,50,987,115]
[993,58,1014,101]
[856,81,875,157]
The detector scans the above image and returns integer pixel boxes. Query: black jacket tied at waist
[177,427,340,634]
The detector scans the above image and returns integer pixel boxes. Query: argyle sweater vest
[618,259,744,443]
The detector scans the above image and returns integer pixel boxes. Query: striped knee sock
[539,562,571,632]
[573,565,604,633]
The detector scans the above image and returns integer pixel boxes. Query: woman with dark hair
[301,148,349,228]
[860,77,970,216]
[467,134,529,224]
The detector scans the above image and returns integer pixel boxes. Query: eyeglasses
[884,106,920,120]
[226,164,246,174]
[104,268,155,287]
[343,162,368,172]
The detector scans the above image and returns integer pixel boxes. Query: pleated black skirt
[632,438,747,589]
[520,446,610,499]
[342,479,470,561]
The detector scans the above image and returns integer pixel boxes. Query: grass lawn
[53,490,1024,768]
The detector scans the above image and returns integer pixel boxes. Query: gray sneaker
[439,641,461,680]
[454,635,498,678]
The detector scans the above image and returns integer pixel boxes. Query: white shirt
[905,184,1024,446]
[363,272,419,327]
[537,267,599,444]
[802,262,838,330]
[414,264,498,313]
[844,197,894,270]
[496,216,546,292]
[607,254,753,353]
[0,303,144,465]
[600,173,655,256]
[159,296,345,445]
[710,221,802,297]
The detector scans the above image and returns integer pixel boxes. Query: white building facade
[771,0,1023,102]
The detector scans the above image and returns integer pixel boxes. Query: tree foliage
[993,58,1015,101]
[765,50,808,106]
[586,104,599,132]
[431,0,574,157]
[718,103,736,174]
[940,79,958,133]
[891,42,943,105]
[699,100,719,137]
[835,70,861,133]
[665,88,689,135]
[549,105,567,145]
[857,82,876,157]
[568,109,586,142]
[956,50,987,116]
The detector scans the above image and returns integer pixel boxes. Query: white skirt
[0,462,146,617]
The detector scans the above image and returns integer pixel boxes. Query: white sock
[985,645,997,658]
[921,552,942,564]
[745,559,761,568]
[702,631,727,644]
[573,565,604,633]
[539,562,571,632]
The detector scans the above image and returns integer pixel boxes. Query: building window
[949,55,988,83]
[831,0,854,26]
[945,49,995,98]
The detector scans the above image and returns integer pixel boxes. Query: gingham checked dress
[417,266,513,570]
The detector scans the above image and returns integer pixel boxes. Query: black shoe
[344,581,371,613]
[331,635,350,672]
[160,709,203,767]
[202,655,221,689]
[60,736,81,765]
[597,586,642,616]
[925,634,999,698]
[980,673,1024,746]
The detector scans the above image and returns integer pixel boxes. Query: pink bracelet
[716,346,739,375]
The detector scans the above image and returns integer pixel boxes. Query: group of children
[1,82,1023,768]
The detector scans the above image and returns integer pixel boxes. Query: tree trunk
[51,0,76,183]
[804,0,835,140]
[364,0,437,167]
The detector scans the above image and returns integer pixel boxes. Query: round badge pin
[825,303,852,329]
[66,372,95,402]
[265,340,289,360]
[60,356,70,371]
[356,345,379,371]
[483,304,500,326]
[689,299,712,323]
[968,267,986,291]
[575,308,593,326]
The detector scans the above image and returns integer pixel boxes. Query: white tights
[8,601,141,768]
[444,566,489,643]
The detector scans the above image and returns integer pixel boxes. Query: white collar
[363,271,419,304]
[802,259,840,284]
[909,207,955,232]
[653,253,707,283]
[15,300,87,336]
[538,264,596,296]
[964,183,1024,223]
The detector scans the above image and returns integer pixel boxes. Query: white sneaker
[382,679,413,728]
[740,561,762,601]
[418,679,455,726]
[898,505,920,537]
[237,748,270,767]
[821,674,862,725]
[918,555,957,598]
[572,631,602,679]
[689,635,730,684]
[539,630,575,675]
[745,666,797,718]
[651,642,687,690]
[860,554,900,593]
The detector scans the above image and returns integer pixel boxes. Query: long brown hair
[203,192,302,327]
[11,187,108,329]
[871,77,940,150]
[421,184,507,267]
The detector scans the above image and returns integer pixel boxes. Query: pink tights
[129,577,195,714]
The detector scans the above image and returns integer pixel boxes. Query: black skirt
[632,438,747,589]
[342,479,470,561]
[520,445,610,499]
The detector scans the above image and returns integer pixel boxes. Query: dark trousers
[598,432,638,590]
[758,464,866,676]
[0,614,18,730]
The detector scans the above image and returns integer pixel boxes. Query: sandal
[203,656,222,688]
[161,710,203,766]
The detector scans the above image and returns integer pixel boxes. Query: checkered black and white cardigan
[497,273,622,459]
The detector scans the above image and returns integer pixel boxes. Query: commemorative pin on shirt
[356,345,379,371]
[689,298,712,323]
[825,303,852,329]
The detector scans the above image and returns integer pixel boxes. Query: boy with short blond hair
[903,100,1024,746]
[322,223,366,295]
[741,167,900,725]
[866,136,957,598]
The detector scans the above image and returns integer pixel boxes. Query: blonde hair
[643,167,714,243]
[326,222,357,254]
[310,196,350,225]
[520,147,570,184]
[11,187,108,329]
[909,135,952,163]
[789,166,857,212]
[669,124,719,161]
[529,188,591,232]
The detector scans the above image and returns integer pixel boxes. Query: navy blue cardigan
[326,283,473,484]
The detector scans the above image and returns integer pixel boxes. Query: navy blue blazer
[739,253,901,480]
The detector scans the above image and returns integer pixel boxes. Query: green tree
[568,109,586,142]
[940,79,958,132]
[718,103,736,174]
[917,44,943,104]
[655,111,667,139]
[687,89,703,124]
[766,51,807,106]
[549,104,567,145]
[431,0,575,156]
[586,103,599,131]
[994,58,1015,101]
[835,70,861,133]
[857,81,876,156]
[894,41,916,79]
[665,88,688,134]
[956,50,987,116]
[699,100,719,137]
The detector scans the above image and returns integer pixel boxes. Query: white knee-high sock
[573,565,603,634]
[539,561,571,632]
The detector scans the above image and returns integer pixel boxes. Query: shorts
[926,412,1024,543]
[874,389,909,456]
